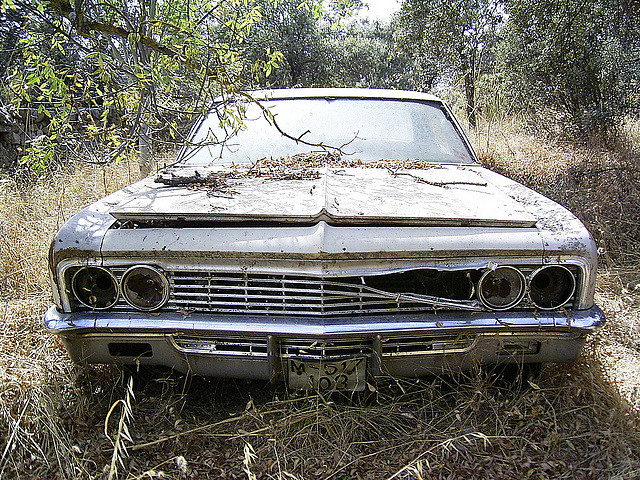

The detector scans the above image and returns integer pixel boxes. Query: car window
[181,98,475,165]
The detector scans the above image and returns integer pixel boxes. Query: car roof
[249,88,444,103]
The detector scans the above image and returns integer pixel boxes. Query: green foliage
[2,0,382,169]
[231,0,332,87]
[499,0,640,133]
[327,21,421,89]
[3,0,638,169]
[2,0,298,169]
[228,0,422,90]
[0,1,25,78]
[396,0,503,128]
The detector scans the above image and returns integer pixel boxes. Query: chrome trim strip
[169,336,269,357]
[381,334,478,356]
[280,338,374,359]
[557,257,592,309]
[43,305,605,337]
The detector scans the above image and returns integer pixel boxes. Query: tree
[396,0,503,129]
[499,0,640,133]
[235,3,426,91]
[226,0,333,88]
[1,0,371,170]
[1,0,283,170]
[0,6,25,78]
[328,20,422,90]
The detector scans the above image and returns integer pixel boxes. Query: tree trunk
[462,56,476,130]
[137,0,156,179]
[138,123,152,177]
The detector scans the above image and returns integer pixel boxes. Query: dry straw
[0,121,639,478]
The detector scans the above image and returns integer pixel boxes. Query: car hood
[51,163,596,304]
[109,165,537,228]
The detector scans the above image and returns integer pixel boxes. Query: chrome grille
[167,271,443,316]
[65,264,579,314]
[381,335,476,356]
[281,338,374,358]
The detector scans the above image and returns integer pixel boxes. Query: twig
[237,91,355,155]
[385,168,488,188]
[130,410,284,451]
[0,402,29,476]
[154,170,228,188]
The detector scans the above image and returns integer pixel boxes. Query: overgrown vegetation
[0,0,639,478]
[477,119,640,265]
[1,118,639,478]
[1,0,638,172]
[498,0,640,134]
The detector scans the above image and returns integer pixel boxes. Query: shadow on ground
[24,353,635,480]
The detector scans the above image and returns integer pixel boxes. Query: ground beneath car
[0,288,639,479]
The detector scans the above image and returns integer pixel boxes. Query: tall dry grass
[475,117,640,266]
[0,161,138,479]
[0,122,639,478]
[0,163,138,299]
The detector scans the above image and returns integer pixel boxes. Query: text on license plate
[287,357,367,391]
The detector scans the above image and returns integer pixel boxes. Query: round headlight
[121,266,169,311]
[529,265,575,310]
[478,266,526,310]
[72,266,118,309]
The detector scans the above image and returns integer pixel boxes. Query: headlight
[529,265,575,310]
[121,265,169,311]
[478,266,526,310]
[72,266,119,309]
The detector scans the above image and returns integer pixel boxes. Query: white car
[44,89,604,391]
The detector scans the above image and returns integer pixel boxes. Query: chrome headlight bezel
[529,265,576,310]
[478,266,527,311]
[121,265,170,311]
[71,266,119,310]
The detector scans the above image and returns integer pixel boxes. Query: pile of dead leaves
[154,152,454,194]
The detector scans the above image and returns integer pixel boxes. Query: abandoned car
[44,89,604,391]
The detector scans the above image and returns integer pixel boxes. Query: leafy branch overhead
[0,0,638,171]
[2,0,289,168]
[41,0,255,80]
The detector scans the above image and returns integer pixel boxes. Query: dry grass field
[0,121,639,479]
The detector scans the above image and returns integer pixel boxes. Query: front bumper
[43,306,605,381]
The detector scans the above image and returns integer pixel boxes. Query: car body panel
[44,88,604,390]
[111,166,536,227]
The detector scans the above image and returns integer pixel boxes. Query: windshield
[181,97,475,165]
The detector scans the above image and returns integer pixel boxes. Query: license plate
[287,357,367,391]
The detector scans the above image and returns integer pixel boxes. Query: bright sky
[357,0,402,22]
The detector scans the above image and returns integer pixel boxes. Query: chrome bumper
[43,306,605,380]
